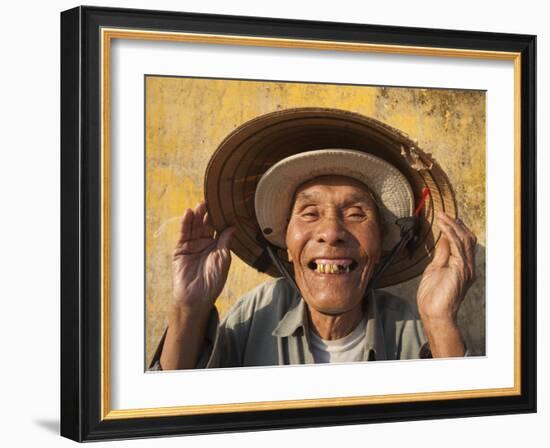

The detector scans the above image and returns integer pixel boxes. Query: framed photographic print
[60,5,536,442]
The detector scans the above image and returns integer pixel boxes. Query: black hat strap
[254,232,301,296]
[367,215,420,291]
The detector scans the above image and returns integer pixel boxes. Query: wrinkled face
[285,175,383,316]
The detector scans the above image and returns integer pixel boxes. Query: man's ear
[286,248,293,263]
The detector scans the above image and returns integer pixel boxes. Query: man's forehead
[294,189,371,204]
[293,175,375,203]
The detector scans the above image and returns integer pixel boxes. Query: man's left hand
[416,211,477,357]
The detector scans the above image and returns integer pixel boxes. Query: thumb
[217,226,236,252]
[431,235,450,268]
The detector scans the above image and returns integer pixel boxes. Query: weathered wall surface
[145,77,486,366]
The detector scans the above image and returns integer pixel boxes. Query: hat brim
[204,107,456,287]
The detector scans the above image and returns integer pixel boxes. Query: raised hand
[416,211,477,357]
[172,201,236,316]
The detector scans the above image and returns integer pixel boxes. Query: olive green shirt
[149,277,430,370]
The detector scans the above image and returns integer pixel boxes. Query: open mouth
[307,258,359,274]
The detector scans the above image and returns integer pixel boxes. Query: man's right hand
[172,200,236,316]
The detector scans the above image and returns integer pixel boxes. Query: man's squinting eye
[345,208,367,219]
[299,207,319,219]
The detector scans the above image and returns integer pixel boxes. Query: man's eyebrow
[294,191,320,202]
[343,193,374,204]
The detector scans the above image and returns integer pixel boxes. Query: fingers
[437,212,477,259]
[176,201,215,243]
[202,211,215,239]
[430,233,450,268]
[217,226,236,252]
[176,208,194,246]
[437,212,466,260]
[190,201,207,240]
[175,200,235,254]
[439,212,477,246]
[436,212,477,280]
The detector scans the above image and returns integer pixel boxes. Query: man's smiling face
[285,175,383,316]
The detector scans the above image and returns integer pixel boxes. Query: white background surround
[0,1,547,447]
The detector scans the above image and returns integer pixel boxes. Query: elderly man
[154,149,476,370]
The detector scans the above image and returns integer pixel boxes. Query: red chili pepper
[414,187,430,216]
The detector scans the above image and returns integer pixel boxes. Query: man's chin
[300,266,368,289]
[301,288,366,315]
[312,305,359,317]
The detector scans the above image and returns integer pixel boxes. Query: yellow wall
[145,77,486,366]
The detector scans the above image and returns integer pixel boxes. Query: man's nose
[315,215,347,245]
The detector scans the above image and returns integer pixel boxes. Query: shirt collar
[272,289,387,360]
[272,293,305,337]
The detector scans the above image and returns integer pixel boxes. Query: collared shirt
[149,277,431,370]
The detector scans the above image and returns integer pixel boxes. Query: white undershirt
[309,317,367,363]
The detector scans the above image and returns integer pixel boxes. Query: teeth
[315,263,351,274]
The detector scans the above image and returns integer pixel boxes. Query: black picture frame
[60,5,536,442]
